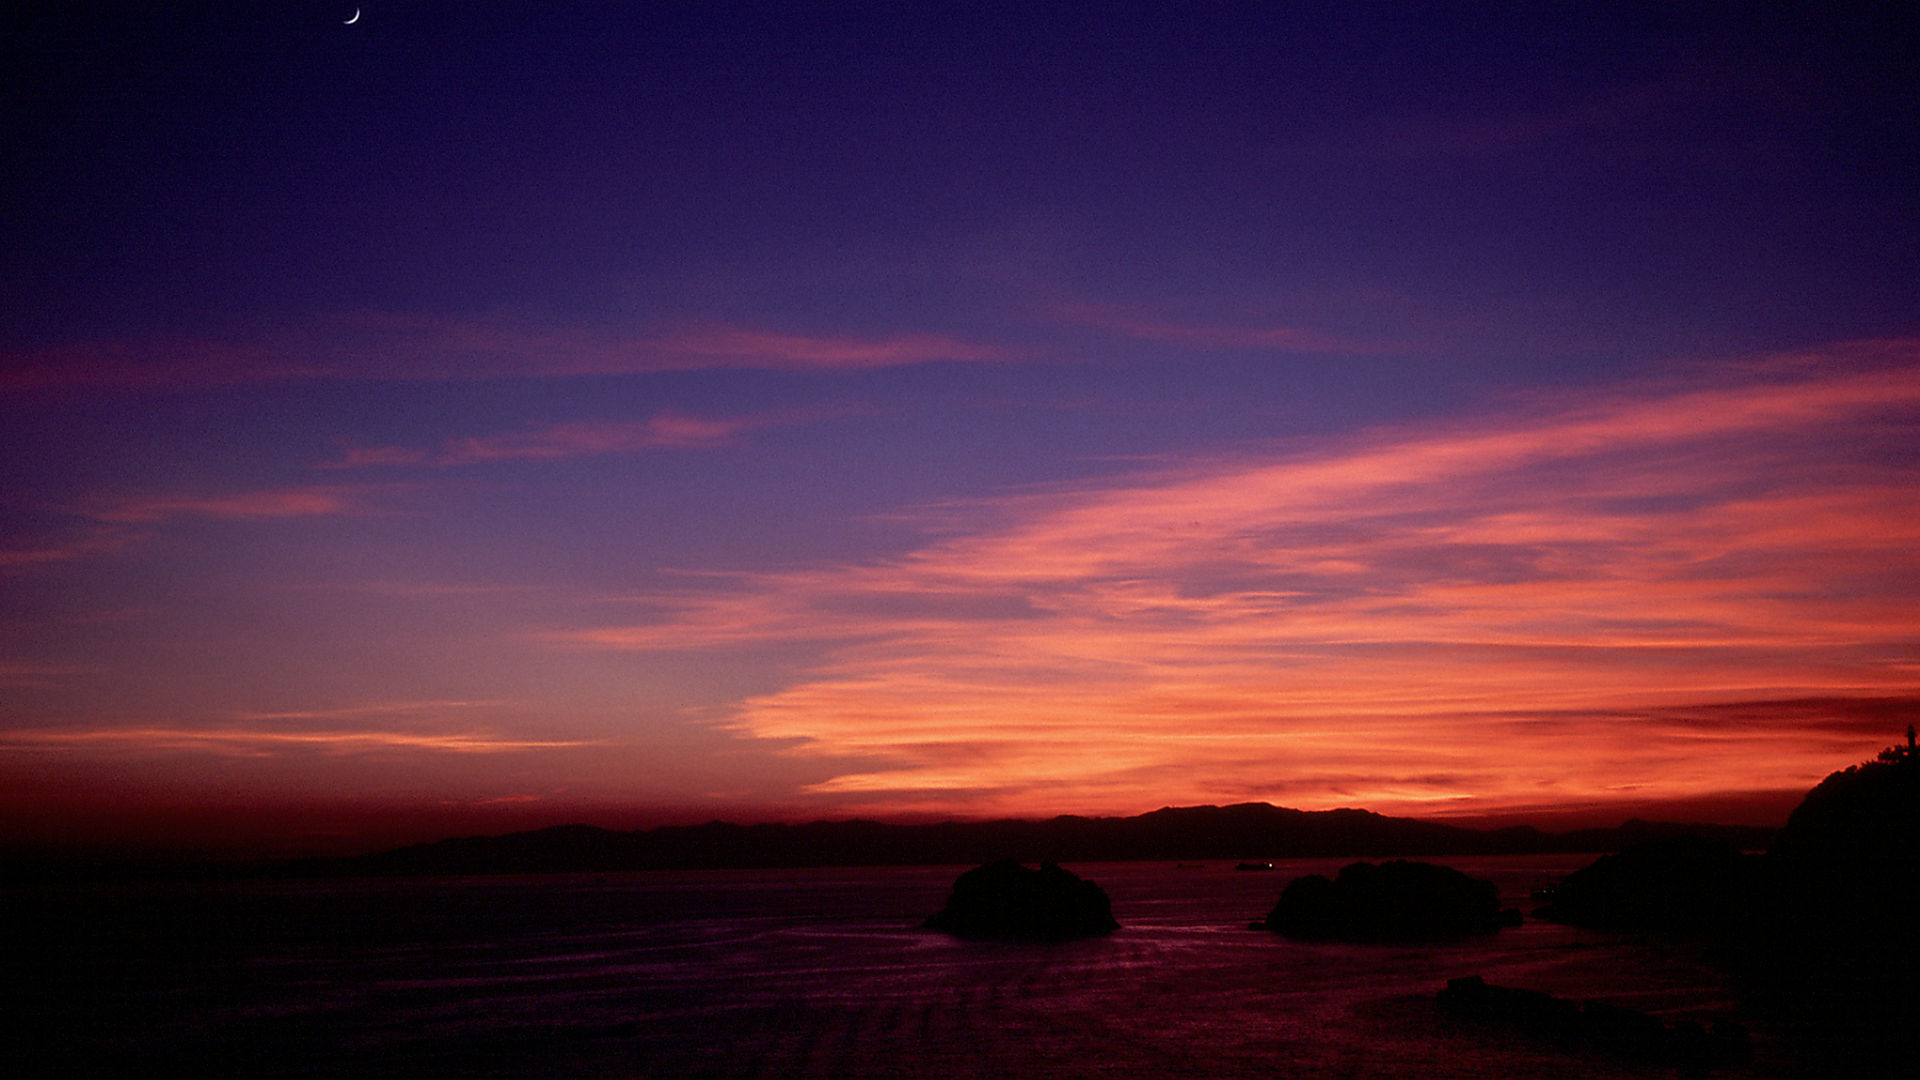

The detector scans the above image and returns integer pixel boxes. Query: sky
[4,2,1917,857]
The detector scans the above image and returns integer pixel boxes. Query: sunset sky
[5,3,1916,856]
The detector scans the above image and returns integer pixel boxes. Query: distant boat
[1235,861,1275,871]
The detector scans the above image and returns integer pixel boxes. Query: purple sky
[4,3,1916,855]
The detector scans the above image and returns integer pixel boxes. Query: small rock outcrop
[1532,835,1758,933]
[1437,976,1750,1073]
[1254,860,1518,941]
[923,860,1119,940]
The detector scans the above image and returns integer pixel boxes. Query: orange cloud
[560,343,1920,820]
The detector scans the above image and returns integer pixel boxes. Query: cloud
[333,412,761,468]
[0,528,139,570]
[227,699,518,722]
[0,726,596,757]
[556,343,1920,819]
[1,488,382,577]
[84,485,378,523]
[294,580,539,598]
[1,316,1013,393]
[1051,301,1389,353]
[307,316,1010,379]
[0,336,307,393]
[0,701,602,761]
[661,326,1008,370]
[0,661,94,689]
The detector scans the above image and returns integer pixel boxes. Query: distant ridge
[279,803,1775,878]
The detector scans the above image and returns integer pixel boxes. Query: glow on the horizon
[560,347,1920,820]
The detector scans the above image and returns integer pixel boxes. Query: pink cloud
[1,726,596,756]
[86,485,375,523]
[0,661,95,689]
[555,342,1920,820]
[335,412,759,468]
[663,326,1008,370]
[0,700,600,759]
[0,336,311,393]
[1051,301,1389,353]
[305,315,1012,379]
[1,316,1012,393]
[0,530,137,570]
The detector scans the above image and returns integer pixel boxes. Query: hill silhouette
[1737,747,1920,1077]
[1532,835,1761,933]
[1525,744,1918,1079]
[252,803,1774,879]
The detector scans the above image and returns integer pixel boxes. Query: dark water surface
[9,856,1789,1078]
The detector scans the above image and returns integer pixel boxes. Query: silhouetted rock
[1254,860,1517,941]
[1437,975,1580,1035]
[1734,751,1920,1077]
[1437,976,1750,1073]
[923,860,1119,940]
[1770,751,1920,882]
[1533,835,1759,933]
[1509,747,1919,1077]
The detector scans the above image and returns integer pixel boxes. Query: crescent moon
[344,8,360,24]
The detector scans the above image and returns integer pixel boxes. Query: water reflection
[14,856,1781,1078]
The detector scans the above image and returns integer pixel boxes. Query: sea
[8,855,1791,1079]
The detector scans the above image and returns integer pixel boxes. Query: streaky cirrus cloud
[556,342,1920,821]
[227,699,520,722]
[0,315,1013,393]
[3,489,387,578]
[331,412,765,469]
[82,485,383,523]
[0,661,96,689]
[0,726,597,757]
[2,701,599,759]
[0,528,140,571]
[1050,301,1393,354]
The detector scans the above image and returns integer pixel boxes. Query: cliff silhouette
[1531,835,1761,933]
[1437,975,1752,1073]
[1531,745,1919,1078]
[1738,749,1919,1077]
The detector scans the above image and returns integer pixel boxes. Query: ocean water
[10,856,1788,1078]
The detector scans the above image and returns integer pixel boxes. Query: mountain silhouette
[251,803,1776,879]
